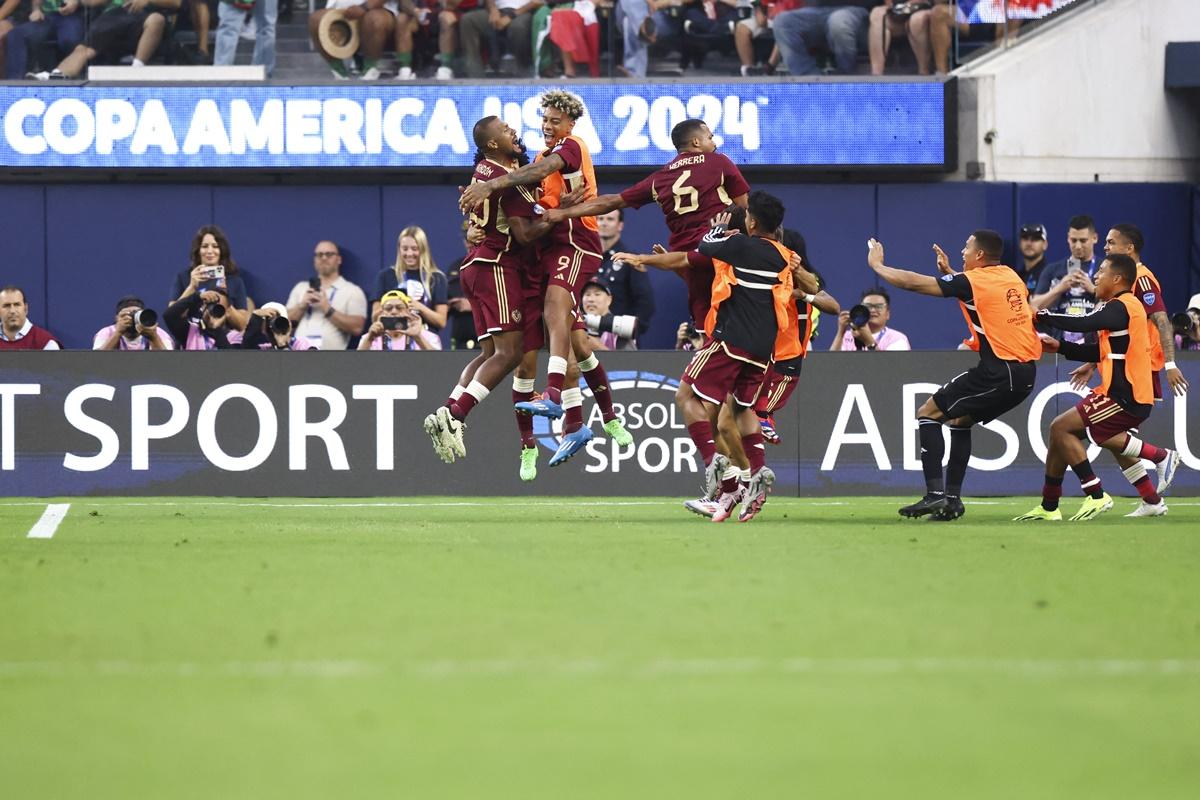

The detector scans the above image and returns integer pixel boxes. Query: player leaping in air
[458,89,634,463]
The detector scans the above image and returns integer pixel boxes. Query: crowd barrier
[2,351,1197,497]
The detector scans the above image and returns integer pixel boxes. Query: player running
[458,89,633,463]
[670,193,797,522]
[866,231,1041,522]
[425,116,571,472]
[1015,253,1181,522]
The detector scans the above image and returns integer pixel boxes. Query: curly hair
[540,89,586,120]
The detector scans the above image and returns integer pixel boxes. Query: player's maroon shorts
[682,339,769,407]
[542,242,601,305]
[754,362,802,415]
[1076,392,1149,446]
[684,265,716,328]
[463,260,524,338]
[520,272,546,353]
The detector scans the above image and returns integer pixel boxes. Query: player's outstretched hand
[1068,362,1095,390]
[651,244,667,254]
[866,238,885,270]
[459,181,491,213]
[1167,366,1189,396]
[932,244,953,275]
[710,211,731,230]
[1038,333,1061,355]
[611,252,644,267]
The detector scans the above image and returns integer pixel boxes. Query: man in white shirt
[285,240,368,350]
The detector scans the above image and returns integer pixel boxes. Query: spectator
[616,0,676,78]
[433,0,481,79]
[215,0,275,76]
[0,285,60,350]
[358,290,442,350]
[170,225,252,332]
[309,0,410,79]
[830,287,910,351]
[240,302,319,350]
[775,0,871,77]
[581,278,636,350]
[30,0,181,79]
[736,0,798,76]
[444,220,478,350]
[868,0,935,76]
[596,208,655,341]
[1016,222,1048,292]
[284,240,367,350]
[1175,294,1200,353]
[459,0,537,77]
[93,295,173,350]
[371,225,449,332]
[4,0,85,80]
[163,288,237,350]
[675,320,704,350]
[184,0,212,63]
[1031,213,1099,343]
[548,0,599,77]
[0,0,20,80]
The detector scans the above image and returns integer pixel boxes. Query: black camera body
[128,308,157,330]
[202,302,226,322]
[269,315,291,336]
[848,304,871,329]
[1171,311,1197,337]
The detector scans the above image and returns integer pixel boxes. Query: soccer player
[866,231,1042,522]
[1015,254,1181,521]
[458,90,633,463]
[672,192,797,522]
[425,116,565,470]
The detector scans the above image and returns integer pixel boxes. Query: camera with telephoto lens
[202,302,226,322]
[131,308,157,330]
[1172,310,1198,337]
[849,304,871,329]
[269,314,291,337]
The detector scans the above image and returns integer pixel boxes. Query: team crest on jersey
[940,274,954,282]
[1143,292,1156,306]
[533,203,545,215]
[511,308,522,323]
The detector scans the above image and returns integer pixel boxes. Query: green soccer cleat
[1013,506,1063,522]
[1069,493,1114,521]
[519,447,538,482]
[604,417,634,447]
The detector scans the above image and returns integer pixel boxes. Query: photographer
[240,303,319,351]
[163,288,236,350]
[357,290,441,351]
[830,287,911,351]
[93,296,173,350]
[1174,294,1200,352]
[581,277,638,351]
[675,320,705,351]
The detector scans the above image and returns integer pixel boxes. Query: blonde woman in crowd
[371,225,449,332]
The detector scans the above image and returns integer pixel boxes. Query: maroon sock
[1139,442,1169,463]
[544,373,564,405]
[563,404,584,435]
[1071,460,1104,499]
[450,393,479,422]
[741,432,765,473]
[720,475,739,494]
[1042,474,1063,511]
[513,390,535,448]
[581,361,616,423]
[1132,474,1162,505]
[687,421,716,464]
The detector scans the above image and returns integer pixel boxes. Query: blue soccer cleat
[514,397,564,419]
[549,426,594,466]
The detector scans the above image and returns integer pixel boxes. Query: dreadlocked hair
[540,89,586,120]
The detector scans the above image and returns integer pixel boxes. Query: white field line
[2,657,1199,680]
[0,500,677,509]
[26,503,70,539]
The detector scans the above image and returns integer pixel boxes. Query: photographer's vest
[956,266,1041,363]
[1098,293,1154,406]
[1135,262,1165,372]
[702,239,797,360]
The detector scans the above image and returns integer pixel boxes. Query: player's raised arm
[459,153,566,213]
[866,238,945,297]
[611,249,691,271]
[543,194,627,224]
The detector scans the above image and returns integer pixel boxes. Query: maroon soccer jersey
[467,158,534,271]
[497,179,543,283]
[619,151,751,252]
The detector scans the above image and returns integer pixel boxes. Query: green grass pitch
[2,496,1199,799]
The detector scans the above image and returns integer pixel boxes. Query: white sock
[513,377,535,393]
[740,468,751,483]
[547,355,568,378]
[577,353,599,372]
[1120,435,1142,459]
[449,385,465,401]
[1121,462,1148,485]
[722,465,740,480]
[561,387,583,409]
[465,380,490,403]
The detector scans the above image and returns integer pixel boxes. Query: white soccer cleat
[702,453,730,501]
[423,411,454,464]
[1125,500,1168,518]
[1156,449,1181,495]
[738,467,775,523]
[710,489,744,523]
[684,497,718,518]
[436,406,466,459]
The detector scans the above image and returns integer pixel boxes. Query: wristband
[802,293,816,303]
[1165,361,1177,370]
[324,308,334,319]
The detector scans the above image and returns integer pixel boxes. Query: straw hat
[318,10,360,61]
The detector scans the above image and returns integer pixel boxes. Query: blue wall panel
[876,183,1016,350]
[0,185,47,332]
[380,185,467,290]
[45,185,211,347]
